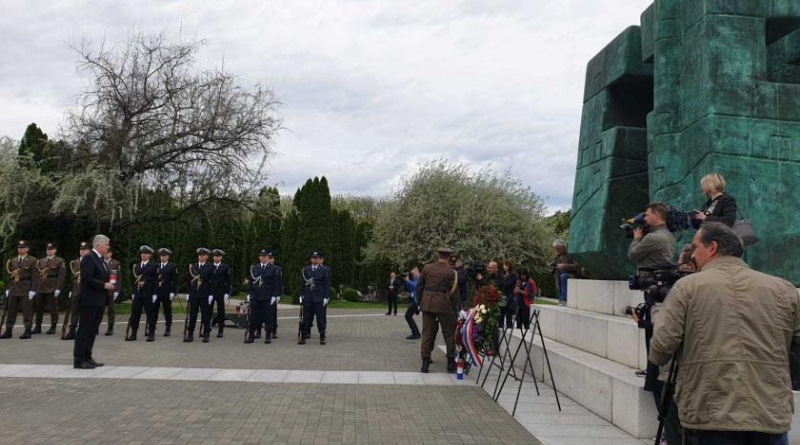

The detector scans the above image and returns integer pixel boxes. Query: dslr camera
[628,261,690,303]
[625,302,648,319]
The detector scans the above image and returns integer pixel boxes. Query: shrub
[342,288,359,302]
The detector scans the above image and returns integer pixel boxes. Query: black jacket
[80,251,109,307]
[156,262,178,297]
[133,261,158,297]
[211,262,232,296]
[695,192,737,228]
[248,263,283,300]
[188,262,214,298]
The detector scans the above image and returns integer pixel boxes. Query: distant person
[513,268,537,330]
[386,272,400,316]
[552,239,580,306]
[691,172,737,228]
[498,261,518,329]
[403,268,420,340]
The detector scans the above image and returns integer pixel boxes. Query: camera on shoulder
[628,261,690,304]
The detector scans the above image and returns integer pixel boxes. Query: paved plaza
[0,306,543,444]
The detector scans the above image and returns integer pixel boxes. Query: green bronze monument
[569,0,800,283]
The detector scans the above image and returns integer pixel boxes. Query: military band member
[2,240,39,339]
[126,245,157,342]
[186,247,214,343]
[155,248,178,337]
[210,249,231,338]
[33,242,66,335]
[102,249,121,336]
[63,242,91,340]
[246,249,282,344]
[299,250,331,345]
[269,251,282,339]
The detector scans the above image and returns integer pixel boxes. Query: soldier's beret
[311,250,323,258]
[139,245,154,254]
[46,242,58,250]
[17,240,29,248]
[437,247,453,255]
[79,241,91,250]
[158,248,172,255]
[197,247,211,255]
[212,249,225,256]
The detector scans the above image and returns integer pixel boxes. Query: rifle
[297,300,304,344]
[242,301,251,343]
[60,292,71,339]
[185,264,199,341]
[0,291,7,334]
[125,263,140,341]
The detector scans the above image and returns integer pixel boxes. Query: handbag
[732,210,759,247]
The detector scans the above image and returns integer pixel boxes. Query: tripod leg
[494,316,527,401]
[534,309,561,411]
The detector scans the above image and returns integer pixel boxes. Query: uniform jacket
[188,262,214,298]
[80,251,109,307]
[300,265,330,303]
[6,255,39,297]
[132,261,157,297]
[36,256,66,294]
[69,258,82,294]
[650,256,800,434]
[105,258,122,294]
[211,262,232,296]
[155,261,178,297]
[248,263,283,300]
[628,225,676,269]
[417,260,458,314]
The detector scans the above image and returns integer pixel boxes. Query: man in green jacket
[650,222,800,443]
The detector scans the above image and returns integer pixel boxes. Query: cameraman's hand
[633,227,645,240]
[693,210,707,222]
[629,312,640,323]
[475,272,484,281]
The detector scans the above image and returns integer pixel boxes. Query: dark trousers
[188,295,212,335]
[212,294,226,332]
[73,306,103,364]
[158,294,172,326]
[405,302,420,336]
[301,301,326,337]
[34,292,59,325]
[420,311,455,360]
[250,299,274,337]
[516,305,531,330]
[387,293,398,314]
[498,305,514,329]
[5,295,33,329]
[102,294,115,328]
[685,430,787,445]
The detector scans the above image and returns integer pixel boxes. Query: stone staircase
[501,278,800,442]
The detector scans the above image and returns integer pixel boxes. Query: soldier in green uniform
[33,242,66,335]
[417,247,460,373]
[2,240,39,339]
[102,249,121,336]
[63,242,91,340]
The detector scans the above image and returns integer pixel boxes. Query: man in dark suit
[417,247,459,374]
[74,234,114,369]
[386,272,400,316]
[126,246,158,342]
[299,250,331,345]
[155,248,178,337]
[210,249,231,338]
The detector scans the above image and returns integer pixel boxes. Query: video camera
[619,206,696,239]
[628,261,690,303]
[625,302,648,319]
[465,262,487,279]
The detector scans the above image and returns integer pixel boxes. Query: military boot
[164,325,171,337]
[32,323,42,334]
[446,356,457,374]
[184,331,194,343]
[0,327,12,339]
[320,333,326,345]
[126,328,137,341]
[105,325,114,336]
[64,326,76,340]
[202,331,210,343]
[46,323,57,335]
[421,357,432,373]
[217,326,223,338]
[19,327,32,339]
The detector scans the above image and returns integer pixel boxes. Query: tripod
[476,319,514,389]
[654,352,679,445]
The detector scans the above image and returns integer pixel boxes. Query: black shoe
[421,358,432,373]
[385,313,391,316]
[19,327,32,339]
[299,338,306,345]
[184,334,194,343]
[64,327,76,340]
[635,370,647,377]
[216,331,223,338]
[320,334,326,345]
[126,331,137,341]
[271,332,277,339]
[105,328,113,336]
[87,358,104,367]
[406,334,421,340]
[264,333,271,344]
[254,330,261,339]
[202,334,210,343]
[74,361,96,369]
[447,356,457,374]
[245,337,254,344]
[164,326,171,337]
[146,335,154,342]
[46,324,57,335]
[32,324,42,334]
[0,328,11,339]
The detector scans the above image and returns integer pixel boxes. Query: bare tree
[60,30,282,225]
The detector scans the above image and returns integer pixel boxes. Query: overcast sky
[0,0,653,211]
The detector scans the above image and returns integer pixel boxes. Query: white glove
[152,295,157,303]
[54,290,61,297]
[114,292,119,301]
[224,294,230,305]
[208,295,213,305]
[169,293,175,301]
[29,291,36,300]
[323,298,329,307]
[4,290,8,298]
[459,310,468,320]
[184,294,189,301]
[68,291,72,300]
[246,294,251,302]
[132,293,136,300]
[270,297,276,305]
[299,296,304,304]
[276,296,281,303]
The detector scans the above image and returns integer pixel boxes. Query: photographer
[650,223,800,444]
[448,255,468,308]
[403,268,420,340]
[628,202,677,269]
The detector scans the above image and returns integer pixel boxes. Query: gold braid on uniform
[70,261,81,284]
[133,264,143,288]
[6,259,20,283]
[189,264,202,287]
[38,261,49,281]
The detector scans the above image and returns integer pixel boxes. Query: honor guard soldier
[246,249,283,344]
[33,242,66,335]
[417,247,460,373]
[2,240,39,339]
[155,248,178,337]
[210,249,232,338]
[102,248,121,336]
[299,250,331,345]
[186,247,215,343]
[126,245,158,342]
[63,242,91,340]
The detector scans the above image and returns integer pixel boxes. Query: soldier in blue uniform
[186,247,215,343]
[126,245,158,342]
[155,248,178,337]
[246,249,283,344]
[210,249,232,338]
[299,250,331,345]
